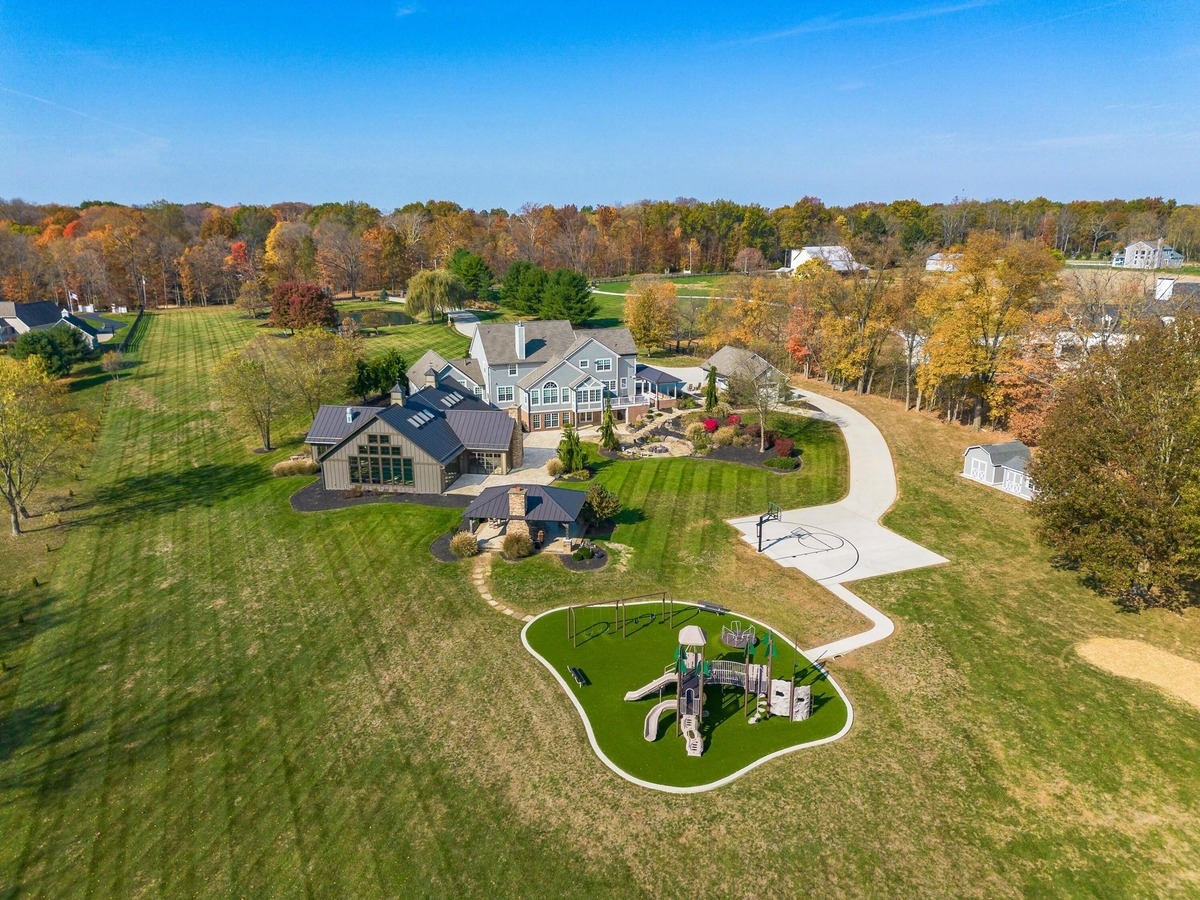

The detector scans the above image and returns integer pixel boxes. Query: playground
[521,599,851,791]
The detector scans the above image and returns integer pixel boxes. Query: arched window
[542,381,559,404]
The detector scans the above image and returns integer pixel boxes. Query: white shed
[962,441,1037,501]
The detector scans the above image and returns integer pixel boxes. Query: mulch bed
[290,476,472,513]
[429,530,461,563]
[703,445,801,471]
[560,548,609,572]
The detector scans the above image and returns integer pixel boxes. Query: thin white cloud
[395,3,420,17]
[734,1,995,45]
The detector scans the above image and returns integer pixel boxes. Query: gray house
[704,346,787,394]
[962,441,1037,501]
[468,320,657,431]
[305,385,521,493]
[0,300,62,343]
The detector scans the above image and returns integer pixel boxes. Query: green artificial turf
[523,605,848,787]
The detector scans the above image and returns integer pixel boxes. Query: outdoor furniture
[568,666,589,687]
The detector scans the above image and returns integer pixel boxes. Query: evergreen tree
[498,260,548,316]
[598,396,620,451]
[557,421,586,472]
[447,248,495,301]
[540,269,597,325]
[703,365,719,413]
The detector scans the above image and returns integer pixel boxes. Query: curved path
[727,389,946,662]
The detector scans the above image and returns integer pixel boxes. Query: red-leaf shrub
[703,418,718,433]
[775,437,795,457]
[727,414,741,426]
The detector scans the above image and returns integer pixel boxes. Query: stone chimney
[515,320,526,361]
[423,367,438,389]
[507,486,527,519]
[390,381,406,406]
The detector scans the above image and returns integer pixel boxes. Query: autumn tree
[726,365,789,451]
[919,232,1060,427]
[405,269,468,323]
[236,278,269,318]
[733,246,767,274]
[215,336,294,451]
[1033,318,1200,612]
[264,221,317,285]
[315,221,366,297]
[270,281,335,333]
[280,327,362,418]
[539,269,597,325]
[0,356,86,535]
[625,279,679,350]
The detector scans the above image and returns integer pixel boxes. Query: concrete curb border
[520,601,854,794]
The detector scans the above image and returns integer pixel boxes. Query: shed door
[968,457,989,482]
[1002,469,1024,495]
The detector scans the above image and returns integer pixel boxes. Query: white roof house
[926,252,963,272]
[779,246,868,275]
[1112,239,1185,269]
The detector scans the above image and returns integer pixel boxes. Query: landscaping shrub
[775,437,795,457]
[584,483,620,524]
[685,422,708,442]
[546,457,565,476]
[572,545,594,561]
[703,418,719,433]
[676,395,698,409]
[763,456,799,470]
[450,531,480,558]
[711,401,733,419]
[733,433,753,447]
[502,531,534,559]
[713,425,738,447]
[726,414,741,426]
[272,458,319,477]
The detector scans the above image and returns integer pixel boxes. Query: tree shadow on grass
[70,462,264,527]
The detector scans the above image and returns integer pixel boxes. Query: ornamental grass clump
[450,531,480,559]
[546,457,565,477]
[272,458,320,477]
[502,531,535,559]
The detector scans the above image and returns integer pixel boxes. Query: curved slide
[624,673,675,702]
[643,700,675,741]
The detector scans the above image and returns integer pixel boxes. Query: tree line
[1,195,1195,311]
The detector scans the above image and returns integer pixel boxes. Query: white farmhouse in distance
[777,246,868,275]
[1112,239,1185,269]
[926,252,963,272]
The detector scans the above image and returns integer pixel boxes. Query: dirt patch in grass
[1076,638,1200,711]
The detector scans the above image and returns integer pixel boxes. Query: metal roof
[407,386,493,413]
[462,484,587,523]
[444,409,515,451]
[374,404,464,463]
[636,364,685,385]
[305,405,382,444]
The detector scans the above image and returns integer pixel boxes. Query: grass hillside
[1,307,1197,898]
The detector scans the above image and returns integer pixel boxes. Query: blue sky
[2,1,1197,209]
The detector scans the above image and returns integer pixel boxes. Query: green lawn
[589,274,729,327]
[2,306,1199,897]
[523,605,848,787]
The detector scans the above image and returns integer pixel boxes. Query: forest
[1,194,1197,310]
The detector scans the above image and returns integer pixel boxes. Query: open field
[2,307,1199,897]
[590,273,729,327]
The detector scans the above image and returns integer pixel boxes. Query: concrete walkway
[446,309,480,338]
[727,389,947,662]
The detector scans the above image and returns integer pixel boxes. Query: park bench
[697,601,729,615]
[567,666,589,687]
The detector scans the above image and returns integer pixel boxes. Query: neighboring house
[305,383,522,493]
[0,300,62,343]
[777,246,868,275]
[926,252,962,272]
[462,484,587,543]
[961,441,1037,501]
[1154,276,1200,311]
[1112,240,1185,269]
[468,320,662,431]
[704,346,787,392]
[57,310,103,350]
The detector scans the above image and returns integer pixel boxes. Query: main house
[411,320,668,432]
[306,383,522,494]
[1,300,118,350]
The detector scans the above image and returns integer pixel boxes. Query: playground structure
[624,618,812,758]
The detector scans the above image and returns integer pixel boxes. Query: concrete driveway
[727,389,947,661]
